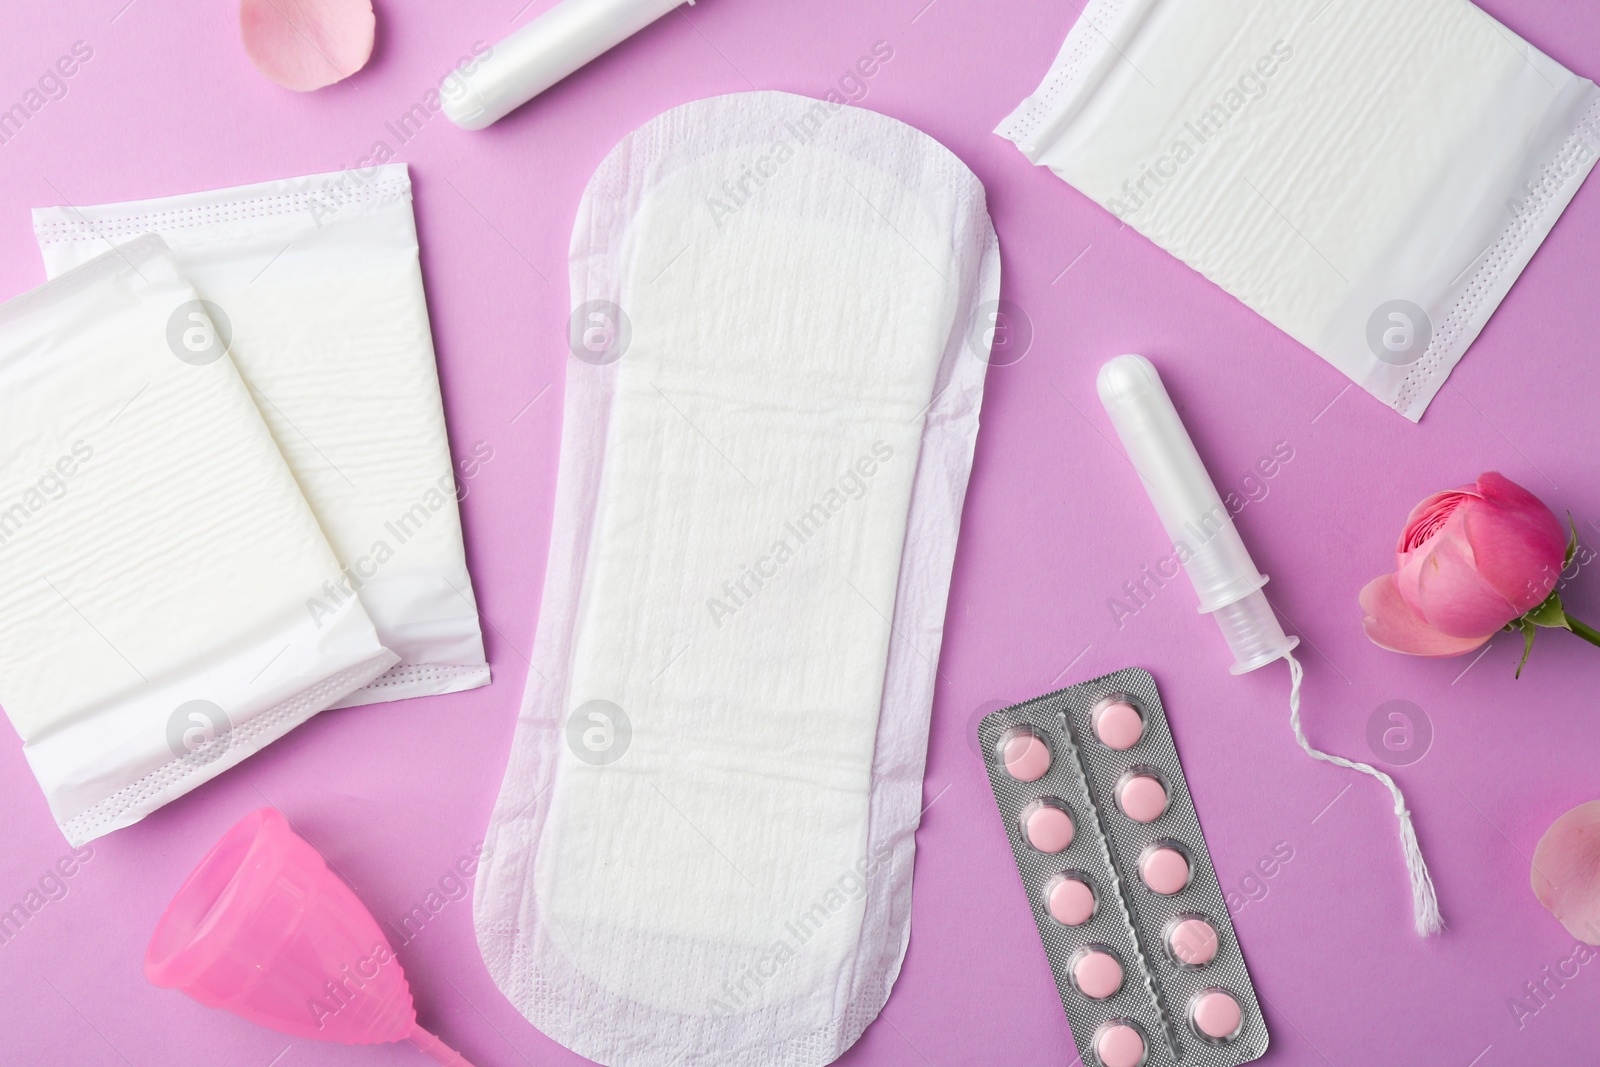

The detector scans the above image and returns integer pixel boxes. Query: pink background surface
[2,1,1599,1065]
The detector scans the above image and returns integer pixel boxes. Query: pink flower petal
[1465,472,1567,615]
[1532,800,1600,945]
[1359,574,1490,657]
[1395,503,1470,617]
[1394,507,1516,638]
[241,0,375,92]
[1398,487,1475,559]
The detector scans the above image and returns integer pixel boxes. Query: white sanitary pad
[998,0,1600,420]
[33,164,489,706]
[0,237,396,845]
[474,91,999,1066]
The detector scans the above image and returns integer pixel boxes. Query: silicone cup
[145,808,474,1065]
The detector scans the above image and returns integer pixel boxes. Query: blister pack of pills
[979,668,1267,1067]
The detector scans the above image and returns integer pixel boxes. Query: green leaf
[1501,525,1588,676]
[1516,619,1537,679]
[1525,590,1573,632]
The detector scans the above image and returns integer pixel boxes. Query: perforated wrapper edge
[980,667,1268,1067]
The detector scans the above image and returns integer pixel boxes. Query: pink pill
[1072,949,1124,999]
[1190,989,1243,1041]
[1140,846,1189,895]
[1168,917,1219,966]
[1047,877,1095,926]
[1094,701,1144,750]
[1117,774,1168,823]
[1094,1023,1146,1067]
[1024,804,1074,853]
[1002,732,1050,782]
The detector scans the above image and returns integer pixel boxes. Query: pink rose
[1360,473,1594,670]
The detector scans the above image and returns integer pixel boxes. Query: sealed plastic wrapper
[0,237,396,845]
[998,0,1600,420]
[34,164,489,707]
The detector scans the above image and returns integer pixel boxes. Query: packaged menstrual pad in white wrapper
[0,237,396,845]
[997,0,1600,421]
[475,91,1000,1066]
[33,164,489,706]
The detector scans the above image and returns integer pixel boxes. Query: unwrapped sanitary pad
[33,164,489,706]
[998,0,1600,420]
[0,237,396,845]
[475,91,1000,1067]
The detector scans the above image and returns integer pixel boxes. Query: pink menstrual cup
[145,808,475,1065]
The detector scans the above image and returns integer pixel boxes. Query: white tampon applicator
[1097,354,1442,936]
[443,0,696,130]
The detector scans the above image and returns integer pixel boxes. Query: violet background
[1,1,1598,1064]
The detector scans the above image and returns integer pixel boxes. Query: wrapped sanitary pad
[0,237,396,844]
[34,164,489,706]
[998,0,1600,420]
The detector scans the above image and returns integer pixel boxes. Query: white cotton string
[1284,651,1443,937]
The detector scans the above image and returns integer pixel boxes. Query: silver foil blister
[980,667,1268,1067]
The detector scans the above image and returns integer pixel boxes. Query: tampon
[1097,354,1299,674]
[1097,354,1442,936]
[443,0,695,130]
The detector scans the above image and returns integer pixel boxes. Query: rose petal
[1466,472,1568,615]
[1394,507,1517,638]
[1359,574,1490,657]
[1532,800,1600,946]
[1398,487,1475,559]
[1395,503,1471,617]
[241,0,375,92]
